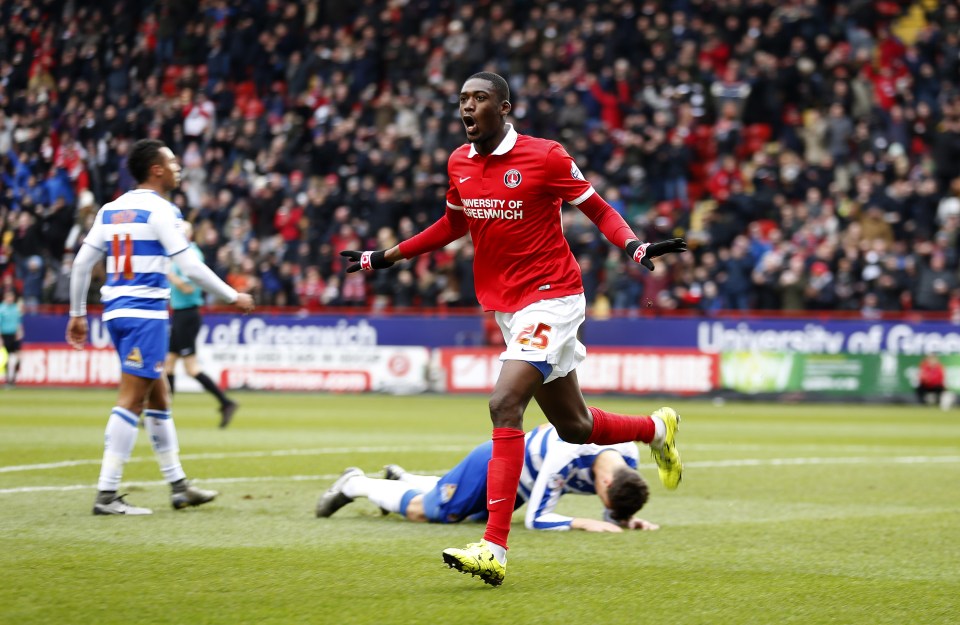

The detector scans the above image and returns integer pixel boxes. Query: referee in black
[165,221,239,428]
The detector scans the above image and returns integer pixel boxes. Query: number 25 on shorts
[516,323,552,350]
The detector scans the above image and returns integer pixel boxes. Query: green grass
[1,389,959,625]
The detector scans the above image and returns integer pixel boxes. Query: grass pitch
[1,389,958,625]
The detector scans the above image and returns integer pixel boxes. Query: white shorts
[496,294,587,384]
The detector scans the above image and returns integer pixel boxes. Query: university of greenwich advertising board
[15,313,465,393]
[585,317,960,354]
[15,313,960,395]
[23,313,488,349]
[22,313,960,353]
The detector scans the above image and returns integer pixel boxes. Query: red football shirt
[399,124,637,312]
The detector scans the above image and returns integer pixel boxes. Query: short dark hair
[467,72,510,104]
[128,139,166,183]
[606,467,649,522]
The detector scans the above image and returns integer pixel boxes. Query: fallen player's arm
[570,517,625,533]
[623,517,660,531]
[603,508,659,531]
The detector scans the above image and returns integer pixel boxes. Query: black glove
[625,238,687,271]
[340,250,395,273]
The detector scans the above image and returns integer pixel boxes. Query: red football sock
[482,427,525,550]
[585,406,655,444]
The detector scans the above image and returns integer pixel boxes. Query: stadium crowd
[2,0,960,317]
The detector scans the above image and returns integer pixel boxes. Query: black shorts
[169,307,202,357]
[2,334,20,354]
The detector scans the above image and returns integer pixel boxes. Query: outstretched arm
[544,144,687,270]
[341,207,469,272]
[151,206,253,312]
[169,250,253,311]
[576,192,637,249]
[169,251,234,302]
[577,193,687,270]
[398,208,468,258]
[523,439,584,531]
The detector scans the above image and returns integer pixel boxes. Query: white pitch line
[0,472,447,495]
[0,445,474,474]
[689,455,960,468]
[4,443,956,474]
[3,455,960,495]
[0,474,345,494]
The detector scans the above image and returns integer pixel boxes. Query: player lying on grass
[316,424,659,534]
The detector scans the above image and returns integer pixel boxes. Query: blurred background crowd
[2,0,960,318]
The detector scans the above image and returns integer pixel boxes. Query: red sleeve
[542,143,595,206]
[541,143,637,248]
[577,192,638,249]
[397,207,469,259]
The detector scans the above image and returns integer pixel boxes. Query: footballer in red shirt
[340,72,686,586]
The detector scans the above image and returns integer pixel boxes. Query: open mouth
[462,115,478,135]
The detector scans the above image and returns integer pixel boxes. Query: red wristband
[631,242,650,264]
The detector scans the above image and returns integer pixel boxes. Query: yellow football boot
[650,407,682,489]
[442,541,506,586]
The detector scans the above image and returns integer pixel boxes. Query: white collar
[467,123,518,158]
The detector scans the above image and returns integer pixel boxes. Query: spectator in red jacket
[274,197,304,244]
[706,155,743,203]
[916,353,948,408]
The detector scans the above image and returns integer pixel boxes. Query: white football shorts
[496,293,587,384]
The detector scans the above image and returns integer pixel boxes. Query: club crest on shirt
[503,169,522,188]
[124,347,144,369]
[570,162,585,181]
[441,483,457,503]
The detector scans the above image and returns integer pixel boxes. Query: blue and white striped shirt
[82,189,188,321]
[518,424,640,531]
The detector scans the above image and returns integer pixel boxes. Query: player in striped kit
[66,139,254,515]
[316,424,659,537]
[341,72,686,585]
